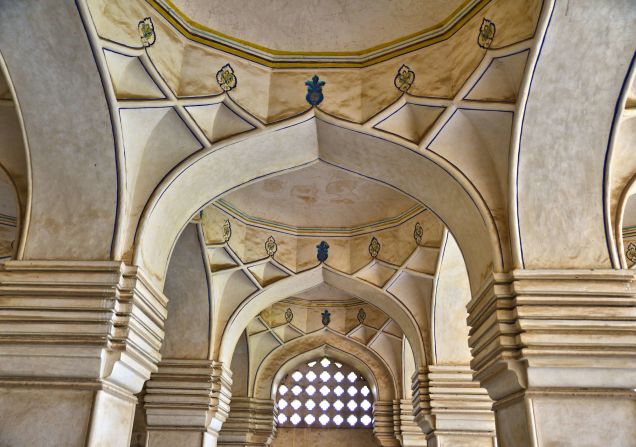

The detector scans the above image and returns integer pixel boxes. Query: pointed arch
[134,116,505,297]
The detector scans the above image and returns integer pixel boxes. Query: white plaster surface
[518,0,636,268]
[162,223,210,359]
[0,0,117,260]
[173,0,464,52]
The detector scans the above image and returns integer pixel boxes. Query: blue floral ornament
[321,309,331,326]
[305,75,325,106]
[316,240,329,263]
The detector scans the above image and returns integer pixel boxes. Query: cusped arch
[217,266,425,369]
[134,114,504,296]
[255,335,395,402]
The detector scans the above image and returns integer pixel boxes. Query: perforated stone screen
[275,357,374,428]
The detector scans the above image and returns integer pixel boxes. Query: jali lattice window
[275,357,374,428]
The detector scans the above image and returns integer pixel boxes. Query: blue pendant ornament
[321,309,331,326]
[305,75,325,106]
[316,240,329,263]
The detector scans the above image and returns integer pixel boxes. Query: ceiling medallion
[368,237,381,258]
[357,308,366,324]
[478,18,496,49]
[321,309,331,326]
[265,236,278,257]
[222,219,232,242]
[316,241,330,263]
[285,307,294,323]
[138,17,156,47]
[305,75,325,106]
[394,65,415,93]
[626,242,636,263]
[216,63,237,92]
[413,222,423,245]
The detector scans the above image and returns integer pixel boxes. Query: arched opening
[0,52,30,262]
[272,355,378,446]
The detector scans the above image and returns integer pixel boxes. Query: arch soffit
[255,338,394,402]
[605,53,636,268]
[134,116,504,295]
[218,265,425,368]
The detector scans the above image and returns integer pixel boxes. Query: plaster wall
[0,388,135,447]
[433,233,472,364]
[0,0,117,260]
[272,427,381,447]
[162,223,210,359]
[517,0,636,268]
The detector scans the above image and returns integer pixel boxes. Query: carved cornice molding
[0,260,167,395]
[467,269,636,400]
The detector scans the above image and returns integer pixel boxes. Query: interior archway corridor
[0,1,634,446]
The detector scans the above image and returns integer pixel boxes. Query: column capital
[144,359,233,435]
[372,400,401,447]
[217,396,277,447]
[397,400,427,447]
[0,260,168,395]
[411,365,495,445]
[468,269,636,400]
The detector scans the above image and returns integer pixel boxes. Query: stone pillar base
[494,390,636,447]
[0,385,136,447]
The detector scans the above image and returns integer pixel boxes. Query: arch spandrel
[517,0,636,269]
[253,335,395,402]
[217,266,427,369]
[0,1,118,260]
[135,117,504,296]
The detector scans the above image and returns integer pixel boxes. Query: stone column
[144,360,232,447]
[217,396,277,446]
[468,270,636,447]
[412,366,495,447]
[0,260,167,447]
[373,400,402,447]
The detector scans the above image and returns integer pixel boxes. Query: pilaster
[467,269,636,446]
[0,260,167,446]
[144,359,233,447]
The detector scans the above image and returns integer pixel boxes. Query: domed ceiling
[218,161,423,235]
[168,0,471,52]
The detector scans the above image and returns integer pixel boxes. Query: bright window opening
[275,357,374,428]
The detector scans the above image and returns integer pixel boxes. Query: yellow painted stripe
[146,0,492,68]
